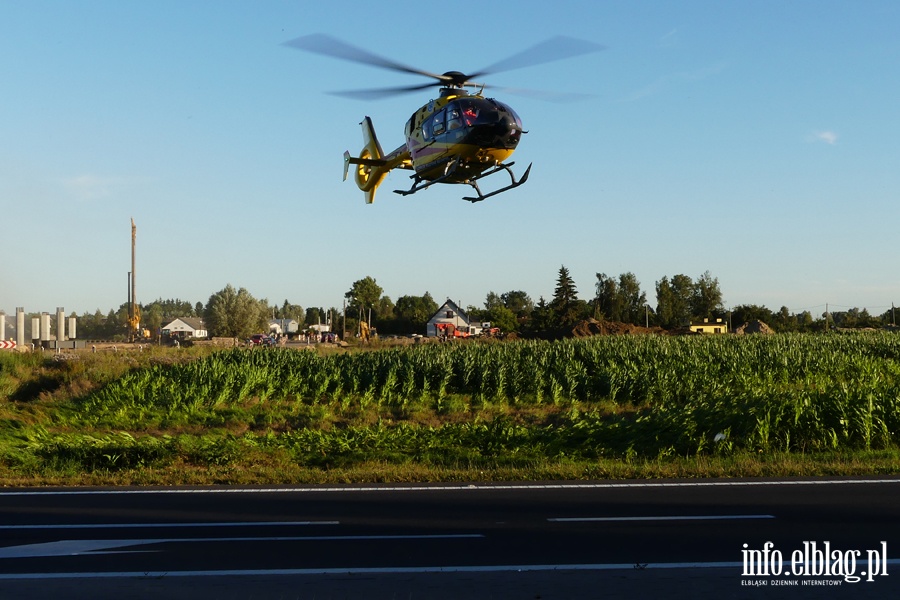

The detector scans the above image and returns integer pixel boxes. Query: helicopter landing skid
[393,159,532,202]
[461,161,532,203]
[393,157,461,197]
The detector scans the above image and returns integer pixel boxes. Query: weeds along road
[0,478,899,599]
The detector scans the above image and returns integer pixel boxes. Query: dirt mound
[570,318,663,337]
[734,320,776,334]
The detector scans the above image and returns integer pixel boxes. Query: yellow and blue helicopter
[285,34,604,203]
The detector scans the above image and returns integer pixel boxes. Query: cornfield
[68,332,900,461]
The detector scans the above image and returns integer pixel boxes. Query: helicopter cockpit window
[462,105,479,126]
[457,98,499,126]
[447,107,462,131]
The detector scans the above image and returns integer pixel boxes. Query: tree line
[55,266,898,341]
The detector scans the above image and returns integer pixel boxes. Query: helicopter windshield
[415,98,524,144]
[457,98,522,129]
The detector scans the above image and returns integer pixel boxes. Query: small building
[689,317,728,334]
[269,318,300,336]
[427,299,482,338]
[161,317,208,340]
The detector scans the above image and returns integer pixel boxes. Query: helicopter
[285,34,604,203]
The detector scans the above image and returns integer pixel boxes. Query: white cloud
[63,174,117,200]
[63,174,151,200]
[620,62,727,102]
[659,29,680,48]
[811,130,838,145]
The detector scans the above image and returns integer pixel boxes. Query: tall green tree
[305,307,324,328]
[595,272,647,324]
[486,304,518,332]
[655,274,694,328]
[204,284,269,338]
[484,291,503,311]
[143,298,196,319]
[594,273,621,320]
[276,299,304,322]
[617,272,647,324]
[691,270,724,319]
[528,296,553,332]
[345,276,384,322]
[143,303,164,338]
[731,304,775,328]
[373,296,395,329]
[550,265,583,327]
[393,292,438,334]
[501,290,534,317]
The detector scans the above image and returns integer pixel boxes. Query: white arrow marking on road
[0,521,339,530]
[0,534,484,559]
[0,540,158,558]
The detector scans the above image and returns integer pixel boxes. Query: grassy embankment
[1,332,900,486]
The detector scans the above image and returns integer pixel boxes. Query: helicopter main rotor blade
[283,33,446,82]
[481,85,598,103]
[468,35,606,80]
[328,81,445,101]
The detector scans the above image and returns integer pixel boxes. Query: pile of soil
[570,318,663,337]
[734,320,776,334]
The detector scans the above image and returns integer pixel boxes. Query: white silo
[17,308,25,347]
[40,313,51,342]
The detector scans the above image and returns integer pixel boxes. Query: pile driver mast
[127,218,142,341]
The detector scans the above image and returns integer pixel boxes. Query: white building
[426,299,482,338]
[161,317,208,339]
[269,318,300,335]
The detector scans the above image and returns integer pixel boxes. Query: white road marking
[0,534,484,559]
[3,560,899,579]
[0,478,898,496]
[548,514,775,522]
[0,521,339,530]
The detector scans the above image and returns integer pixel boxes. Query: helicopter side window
[431,110,446,136]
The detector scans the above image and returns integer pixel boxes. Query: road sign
[0,341,16,350]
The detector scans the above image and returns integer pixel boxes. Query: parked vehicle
[249,334,276,347]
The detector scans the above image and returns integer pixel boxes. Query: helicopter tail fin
[344,116,390,204]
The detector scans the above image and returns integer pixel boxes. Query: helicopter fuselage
[403,91,524,182]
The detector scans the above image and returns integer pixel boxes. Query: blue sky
[2,0,898,319]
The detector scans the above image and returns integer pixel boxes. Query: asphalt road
[0,478,898,599]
